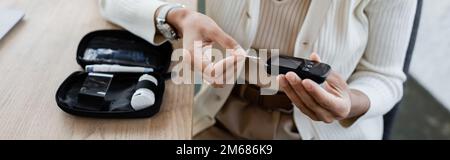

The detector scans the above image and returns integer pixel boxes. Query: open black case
[55,30,173,118]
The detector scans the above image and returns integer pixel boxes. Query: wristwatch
[156,4,185,41]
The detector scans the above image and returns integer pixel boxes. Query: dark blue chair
[383,0,423,140]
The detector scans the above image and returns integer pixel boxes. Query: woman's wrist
[154,5,192,38]
[166,8,192,37]
[339,89,370,127]
[348,89,370,119]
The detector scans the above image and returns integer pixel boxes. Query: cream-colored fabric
[195,94,300,140]
[99,0,418,140]
[245,0,309,89]
[99,0,168,45]
[252,0,310,55]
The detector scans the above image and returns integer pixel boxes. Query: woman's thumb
[309,52,321,62]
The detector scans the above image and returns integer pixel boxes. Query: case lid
[76,30,173,75]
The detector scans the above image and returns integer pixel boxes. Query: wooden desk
[0,0,194,140]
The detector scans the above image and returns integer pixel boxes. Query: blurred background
[391,0,450,140]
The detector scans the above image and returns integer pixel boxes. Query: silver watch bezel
[156,4,184,41]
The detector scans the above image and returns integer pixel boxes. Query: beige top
[245,0,310,87]
[252,0,310,55]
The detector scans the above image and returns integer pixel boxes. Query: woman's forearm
[339,89,370,127]
[348,89,370,119]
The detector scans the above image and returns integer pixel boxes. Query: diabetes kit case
[55,30,173,118]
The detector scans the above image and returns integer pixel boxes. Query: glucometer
[266,55,331,84]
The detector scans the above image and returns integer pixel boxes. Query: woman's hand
[278,53,370,124]
[165,8,245,87]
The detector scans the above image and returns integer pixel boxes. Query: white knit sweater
[99,0,417,140]
[251,0,310,55]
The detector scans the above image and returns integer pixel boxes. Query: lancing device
[131,74,158,111]
[85,64,154,73]
[243,55,260,60]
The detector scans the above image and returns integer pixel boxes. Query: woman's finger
[285,72,335,123]
[302,79,335,111]
[183,36,214,74]
[208,55,241,87]
[210,29,239,50]
[309,52,321,62]
[325,71,347,93]
[278,75,319,121]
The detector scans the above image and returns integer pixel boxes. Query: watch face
[158,24,176,40]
